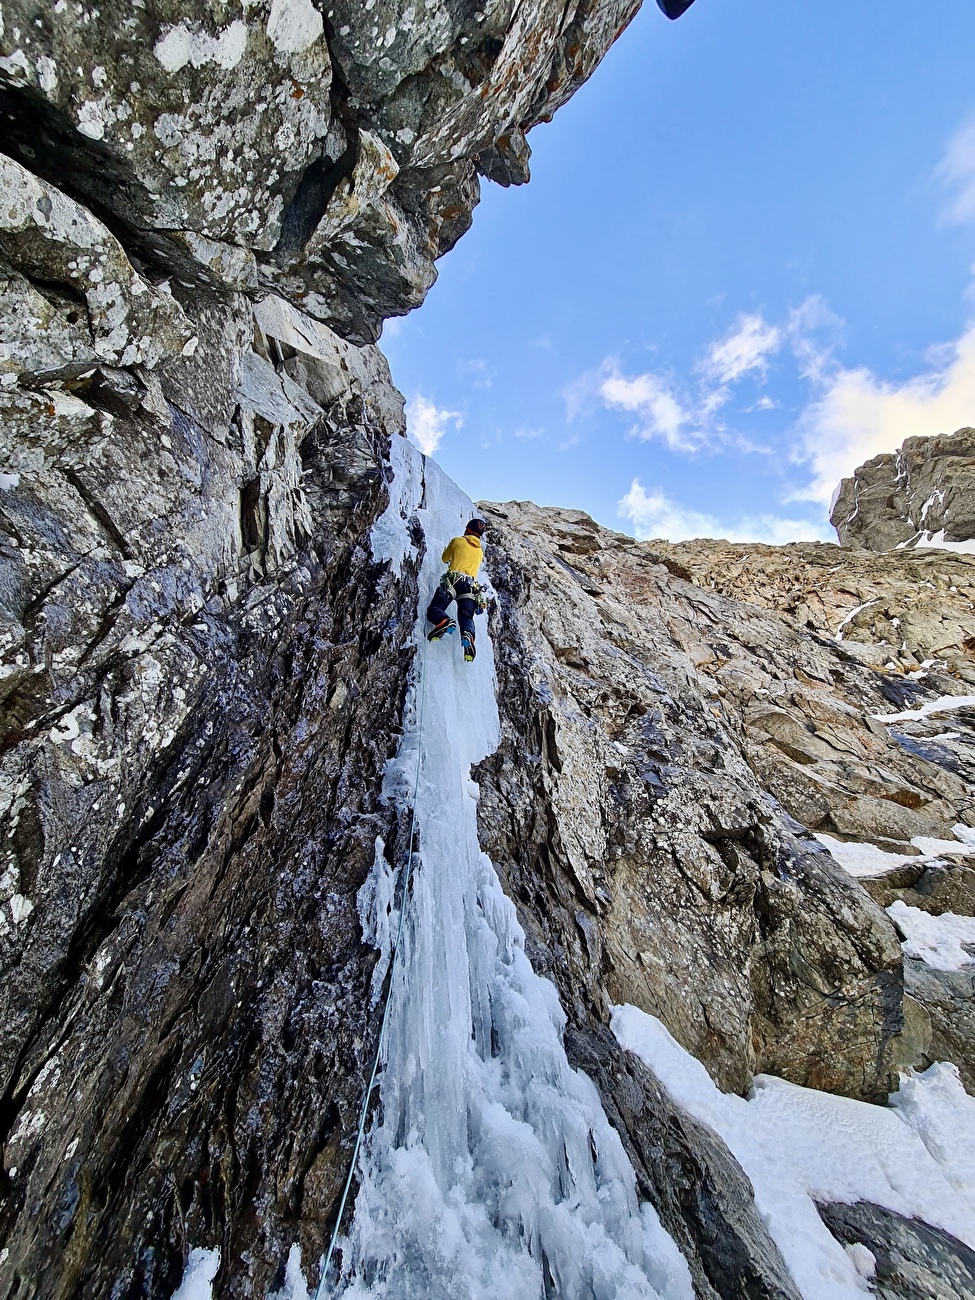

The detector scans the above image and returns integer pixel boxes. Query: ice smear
[338,456,693,1300]
[887,900,975,971]
[612,1004,975,1300]
[170,1247,220,1300]
[369,434,424,576]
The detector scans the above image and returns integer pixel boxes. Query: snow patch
[896,529,975,554]
[170,1247,220,1300]
[814,833,922,877]
[887,900,975,971]
[267,0,324,53]
[871,693,975,724]
[612,1004,975,1300]
[0,472,19,491]
[816,829,975,878]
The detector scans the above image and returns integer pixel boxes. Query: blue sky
[381,0,975,542]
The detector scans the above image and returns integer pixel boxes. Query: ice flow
[338,448,692,1300]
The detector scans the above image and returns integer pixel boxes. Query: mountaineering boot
[428,618,456,642]
[462,632,476,663]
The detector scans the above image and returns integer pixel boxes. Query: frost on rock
[342,458,693,1300]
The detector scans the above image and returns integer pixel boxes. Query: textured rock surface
[902,958,975,1094]
[475,501,913,1101]
[819,1200,975,1300]
[0,285,423,1297]
[831,428,975,551]
[0,0,644,344]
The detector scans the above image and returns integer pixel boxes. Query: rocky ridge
[831,426,975,552]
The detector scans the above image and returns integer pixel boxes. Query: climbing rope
[314,635,429,1298]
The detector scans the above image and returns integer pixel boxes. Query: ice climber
[426,517,488,662]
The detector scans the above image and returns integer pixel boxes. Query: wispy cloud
[792,321,975,503]
[595,307,805,454]
[618,479,831,544]
[937,114,975,224]
[598,368,702,452]
[513,426,544,440]
[700,313,781,384]
[464,358,494,388]
[406,394,462,456]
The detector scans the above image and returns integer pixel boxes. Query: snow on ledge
[887,900,975,971]
[611,1004,975,1300]
[895,529,975,555]
[813,830,975,878]
[870,694,975,724]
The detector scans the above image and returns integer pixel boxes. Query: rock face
[2,0,974,1295]
[1,286,424,1297]
[476,502,917,1102]
[628,528,975,1094]
[0,0,644,344]
[831,428,975,551]
[819,1200,975,1300]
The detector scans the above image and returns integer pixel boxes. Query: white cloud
[793,321,975,503]
[598,367,703,452]
[786,295,845,381]
[513,426,544,440]
[618,479,830,544]
[938,115,975,224]
[701,313,781,384]
[596,307,807,455]
[406,394,462,456]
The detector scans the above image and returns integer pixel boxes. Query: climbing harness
[314,637,429,1299]
[440,570,488,612]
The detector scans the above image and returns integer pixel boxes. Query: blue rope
[314,639,428,1298]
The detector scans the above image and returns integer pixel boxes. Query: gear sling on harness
[426,570,486,643]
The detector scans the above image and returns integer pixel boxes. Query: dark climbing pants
[427,574,477,639]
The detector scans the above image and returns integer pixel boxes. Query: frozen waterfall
[336,444,693,1300]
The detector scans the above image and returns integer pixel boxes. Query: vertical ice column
[343,448,692,1300]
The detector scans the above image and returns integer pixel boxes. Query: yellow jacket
[441,534,483,579]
